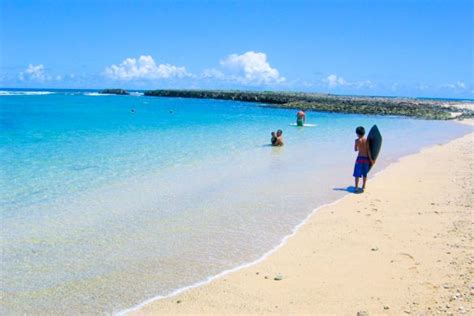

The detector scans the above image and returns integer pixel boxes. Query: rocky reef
[99,89,129,95]
[144,89,473,120]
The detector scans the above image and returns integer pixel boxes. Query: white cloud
[355,80,374,89]
[324,74,373,89]
[104,55,191,81]
[218,51,285,84]
[442,81,467,90]
[202,68,225,80]
[325,74,346,87]
[19,64,48,81]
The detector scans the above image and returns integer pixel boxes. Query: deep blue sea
[0,89,470,314]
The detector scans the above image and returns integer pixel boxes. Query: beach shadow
[333,186,357,193]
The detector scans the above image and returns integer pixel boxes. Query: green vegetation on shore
[143,89,473,120]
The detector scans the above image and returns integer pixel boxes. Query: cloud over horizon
[103,51,286,86]
[218,51,285,84]
[3,57,472,99]
[325,74,346,87]
[17,64,63,83]
[442,81,467,90]
[104,55,190,81]
[19,64,47,81]
[323,74,374,89]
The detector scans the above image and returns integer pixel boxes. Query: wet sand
[130,121,473,315]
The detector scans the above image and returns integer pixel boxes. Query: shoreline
[121,121,473,315]
[143,90,474,120]
[117,188,353,316]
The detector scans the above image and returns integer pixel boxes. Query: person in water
[296,110,306,126]
[353,126,374,193]
[275,129,284,146]
[271,131,277,146]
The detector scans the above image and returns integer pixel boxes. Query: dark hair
[356,126,365,136]
[277,129,283,134]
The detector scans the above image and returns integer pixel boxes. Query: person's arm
[354,139,358,152]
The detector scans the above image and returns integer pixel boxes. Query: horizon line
[1,87,473,102]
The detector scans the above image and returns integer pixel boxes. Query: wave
[83,92,109,96]
[0,90,143,97]
[84,92,144,96]
[0,91,56,96]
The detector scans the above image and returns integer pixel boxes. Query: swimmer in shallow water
[274,129,284,146]
[271,131,277,145]
[296,110,306,126]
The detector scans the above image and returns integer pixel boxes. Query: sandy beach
[131,121,473,315]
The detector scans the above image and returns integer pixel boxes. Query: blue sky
[0,0,472,98]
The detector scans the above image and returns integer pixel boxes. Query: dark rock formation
[99,89,129,95]
[143,90,473,120]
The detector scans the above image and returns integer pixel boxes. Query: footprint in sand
[398,253,415,260]
[421,281,439,290]
[391,252,415,264]
[392,253,423,274]
[409,266,419,274]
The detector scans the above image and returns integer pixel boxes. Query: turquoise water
[0,90,470,314]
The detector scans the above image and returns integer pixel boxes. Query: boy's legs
[354,177,359,192]
[362,176,367,190]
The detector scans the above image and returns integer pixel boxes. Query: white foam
[83,92,143,96]
[0,90,55,96]
[84,92,109,96]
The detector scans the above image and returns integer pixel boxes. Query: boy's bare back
[355,137,369,156]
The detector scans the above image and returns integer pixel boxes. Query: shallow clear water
[0,90,470,314]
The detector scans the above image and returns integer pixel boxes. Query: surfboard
[367,124,382,172]
[290,123,317,127]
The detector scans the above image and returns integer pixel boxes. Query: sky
[0,0,472,98]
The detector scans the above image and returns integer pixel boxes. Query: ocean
[0,89,470,314]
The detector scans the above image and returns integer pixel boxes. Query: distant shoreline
[2,87,473,102]
[1,87,473,120]
[143,89,473,120]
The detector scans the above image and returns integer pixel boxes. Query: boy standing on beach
[353,126,373,193]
